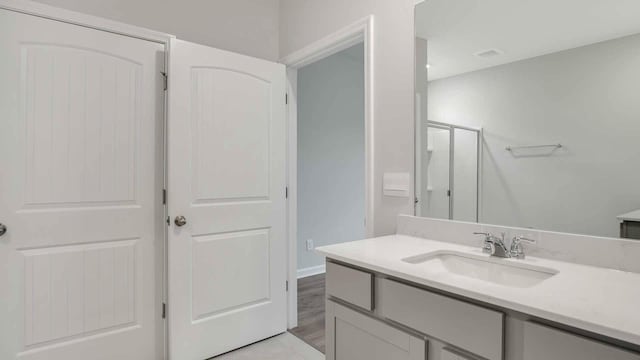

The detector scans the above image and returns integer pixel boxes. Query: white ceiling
[416,0,640,80]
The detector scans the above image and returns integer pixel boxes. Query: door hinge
[447,189,451,197]
[161,72,168,91]
[285,93,288,105]
[166,216,170,226]
[162,189,167,205]
[286,280,289,292]
[162,302,166,319]
[285,186,289,199]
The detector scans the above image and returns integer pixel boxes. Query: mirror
[414,0,640,239]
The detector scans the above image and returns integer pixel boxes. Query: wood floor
[289,273,326,354]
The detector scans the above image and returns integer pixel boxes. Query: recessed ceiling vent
[474,48,504,58]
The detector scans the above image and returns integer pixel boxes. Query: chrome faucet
[474,232,510,258]
[509,236,537,259]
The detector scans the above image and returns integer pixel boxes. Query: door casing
[279,15,375,329]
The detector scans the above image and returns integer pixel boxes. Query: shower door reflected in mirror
[453,127,480,222]
[422,125,450,219]
[416,121,480,222]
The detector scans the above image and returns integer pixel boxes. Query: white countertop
[316,235,640,346]
[618,209,640,221]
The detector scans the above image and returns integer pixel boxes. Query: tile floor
[213,332,324,360]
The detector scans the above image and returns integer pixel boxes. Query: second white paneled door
[0,8,164,360]
[167,39,287,360]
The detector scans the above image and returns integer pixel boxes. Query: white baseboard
[297,264,326,279]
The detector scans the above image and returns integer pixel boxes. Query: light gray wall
[280,0,417,236]
[33,0,280,60]
[428,33,640,237]
[297,44,365,270]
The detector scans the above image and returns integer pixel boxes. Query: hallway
[289,274,326,354]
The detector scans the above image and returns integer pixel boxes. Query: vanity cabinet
[325,260,640,360]
[326,300,427,360]
[523,322,640,360]
[325,261,498,360]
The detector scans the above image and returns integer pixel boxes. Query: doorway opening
[281,16,373,355]
[290,42,366,353]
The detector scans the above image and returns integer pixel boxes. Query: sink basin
[402,251,558,288]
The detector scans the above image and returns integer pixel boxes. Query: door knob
[0,223,6,236]
[174,216,187,227]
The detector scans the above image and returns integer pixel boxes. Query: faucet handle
[514,236,536,244]
[510,235,537,259]
[474,232,495,254]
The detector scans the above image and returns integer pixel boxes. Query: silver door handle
[0,223,6,236]
[174,216,187,227]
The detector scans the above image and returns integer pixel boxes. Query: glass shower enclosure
[415,120,481,222]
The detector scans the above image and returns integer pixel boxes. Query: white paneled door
[168,39,287,360]
[0,9,164,360]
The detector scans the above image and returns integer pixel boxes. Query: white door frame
[0,0,173,358]
[280,15,374,329]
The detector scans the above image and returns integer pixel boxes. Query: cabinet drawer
[378,278,503,360]
[326,262,373,311]
[523,322,640,360]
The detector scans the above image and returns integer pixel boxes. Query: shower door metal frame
[425,120,482,222]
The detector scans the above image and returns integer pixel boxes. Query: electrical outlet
[306,239,314,251]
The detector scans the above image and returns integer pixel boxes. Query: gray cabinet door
[326,300,427,360]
